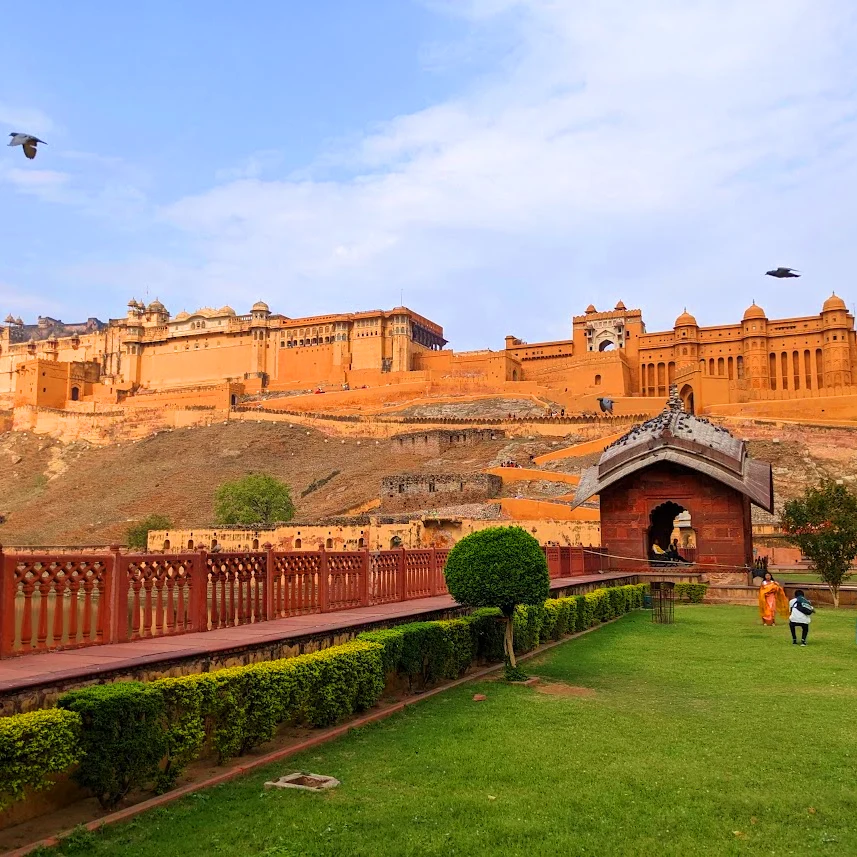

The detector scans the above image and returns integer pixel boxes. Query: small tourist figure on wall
[758,571,788,627]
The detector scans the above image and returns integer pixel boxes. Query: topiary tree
[126,514,172,550]
[781,480,857,608]
[443,526,549,679]
[214,473,295,526]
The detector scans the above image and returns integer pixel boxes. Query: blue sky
[2,0,856,348]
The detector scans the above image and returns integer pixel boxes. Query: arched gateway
[571,386,773,583]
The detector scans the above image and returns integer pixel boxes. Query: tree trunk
[831,584,840,609]
[503,615,517,669]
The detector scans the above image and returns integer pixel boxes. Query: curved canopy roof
[572,388,773,512]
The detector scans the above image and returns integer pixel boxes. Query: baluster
[155,570,166,636]
[174,568,184,631]
[219,565,228,628]
[82,573,94,642]
[20,571,35,651]
[130,571,142,639]
[68,573,80,645]
[52,567,67,647]
[142,572,154,638]
[228,566,236,626]
[94,563,108,644]
[36,569,51,649]
[210,563,219,629]
[237,563,245,624]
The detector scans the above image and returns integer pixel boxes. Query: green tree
[214,474,295,526]
[126,514,172,550]
[443,526,549,679]
[781,480,857,607]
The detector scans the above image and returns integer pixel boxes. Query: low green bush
[58,682,166,809]
[0,708,84,809]
[675,583,708,603]
[155,639,385,770]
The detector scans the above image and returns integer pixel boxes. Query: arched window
[163,539,171,550]
[727,356,734,380]
[594,374,601,385]
[187,539,194,550]
[816,349,824,388]
[717,357,724,376]
[769,353,777,390]
[781,352,789,390]
[358,537,365,549]
[70,386,80,401]
[709,358,715,375]
[294,538,302,549]
[804,350,812,389]
[252,538,259,550]
[793,351,800,390]
[737,355,744,379]
[326,538,333,549]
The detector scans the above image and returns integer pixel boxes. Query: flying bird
[597,397,614,414]
[8,133,47,160]
[765,267,800,279]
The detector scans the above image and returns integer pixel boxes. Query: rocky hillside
[0,414,853,546]
[0,423,554,545]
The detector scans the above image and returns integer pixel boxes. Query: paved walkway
[0,574,629,695]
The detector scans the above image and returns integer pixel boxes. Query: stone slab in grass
[264,773,340,792]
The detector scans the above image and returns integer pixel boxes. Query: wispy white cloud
[49,1,857,343]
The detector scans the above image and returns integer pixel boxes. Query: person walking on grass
[789,589,814,646]
[758,571,788,626]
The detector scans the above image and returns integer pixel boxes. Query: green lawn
[43,606,857,857]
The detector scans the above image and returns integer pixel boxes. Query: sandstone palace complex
[1,294,855,416]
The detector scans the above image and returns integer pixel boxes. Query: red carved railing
[0,542,591,658]
[120,554,197,640]
[369,551,400,604]
[205,552,267,629]
[0,552,114,656]
[271,551,320,618]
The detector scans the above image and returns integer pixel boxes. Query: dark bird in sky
[597,397,614,414]
[8,133,46,160]
[765,267,800,278]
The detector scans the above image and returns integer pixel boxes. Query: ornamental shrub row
[359,584,647,667]
[0,708,84,810]
[0,584,646,812]
[56,639,385,808]
[674,582,708,603]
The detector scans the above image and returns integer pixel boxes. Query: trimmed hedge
[675,582,708,603]
[152,639,384,780]
[58,682,167,809]
[0,708,84,810]
[1,584,647,811]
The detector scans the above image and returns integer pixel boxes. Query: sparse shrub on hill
[214,473,295,526]
[126,514,172,550]
[443,526,549,680]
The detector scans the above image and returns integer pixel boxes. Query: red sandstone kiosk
[571,386,773,583]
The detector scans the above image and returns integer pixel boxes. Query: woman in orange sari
[758,571,788,626]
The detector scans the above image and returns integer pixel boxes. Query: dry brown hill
[0,423,555,546]
[0,411,855,547]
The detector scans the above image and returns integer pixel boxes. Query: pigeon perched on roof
[765,267,800,278]
[8,133,46,160]
[597,397,614,414]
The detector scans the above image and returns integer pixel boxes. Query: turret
[740,302,769,391]
[821,293,851,388]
